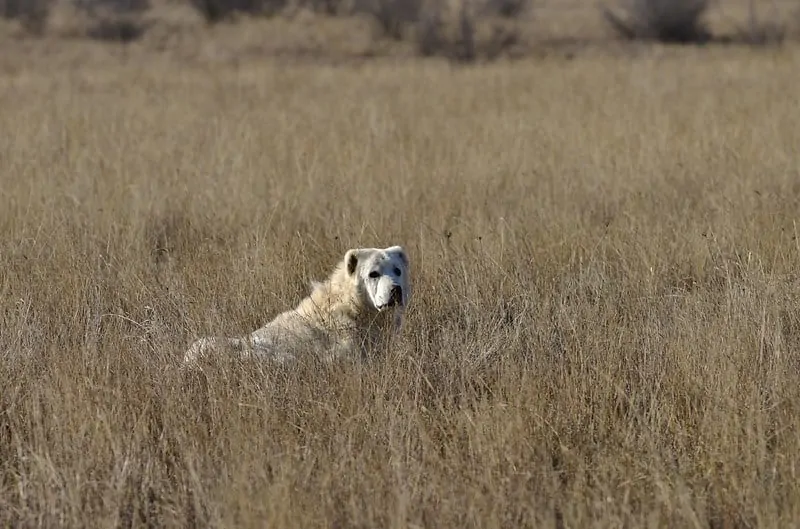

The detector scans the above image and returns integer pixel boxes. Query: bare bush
[189,0,289,23]
[732,0,786,46]
[0,0,53,34]
[299,0,354,15]
[413,0,522,62]
[736,19,785,46]
[456,2,476,60]
[69,0,152,43]
[362,0,424,40]
[479,0,530,19]
[417,9,443,55]
[84,16,150,42]
[354,0,522,61]
[601,0,712,43]
[72,0,151,14]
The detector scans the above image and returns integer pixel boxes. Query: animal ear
[345,249,360,275]
[386,246,408,266]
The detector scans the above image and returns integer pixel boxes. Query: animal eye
[394,267,402,276]
[368,271,380,279]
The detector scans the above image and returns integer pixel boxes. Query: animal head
[344,245,410,313]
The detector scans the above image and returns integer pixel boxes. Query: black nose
[388,286,403,306]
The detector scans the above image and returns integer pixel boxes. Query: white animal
[183,245,410,366]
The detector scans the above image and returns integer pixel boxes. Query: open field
[2,2,800,526]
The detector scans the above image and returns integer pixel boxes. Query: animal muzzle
[387,285,404,307]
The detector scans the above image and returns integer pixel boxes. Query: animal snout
[388,285,403,307]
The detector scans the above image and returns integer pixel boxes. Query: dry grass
[2,9,800,526]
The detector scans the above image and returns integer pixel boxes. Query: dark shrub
[601,0,711,43]
[0,0,53,34]
[189,0,288,24]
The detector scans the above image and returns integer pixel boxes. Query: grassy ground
[2,2,800,527]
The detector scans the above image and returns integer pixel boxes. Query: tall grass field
[1,0,800,526]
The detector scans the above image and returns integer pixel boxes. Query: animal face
[346,246,409,312]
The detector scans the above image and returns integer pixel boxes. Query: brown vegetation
[2,1,800,527]
[1,0,798,60]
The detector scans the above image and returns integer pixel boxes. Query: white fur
[184,245,410,366]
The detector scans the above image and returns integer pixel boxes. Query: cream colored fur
[183,245,409,366]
